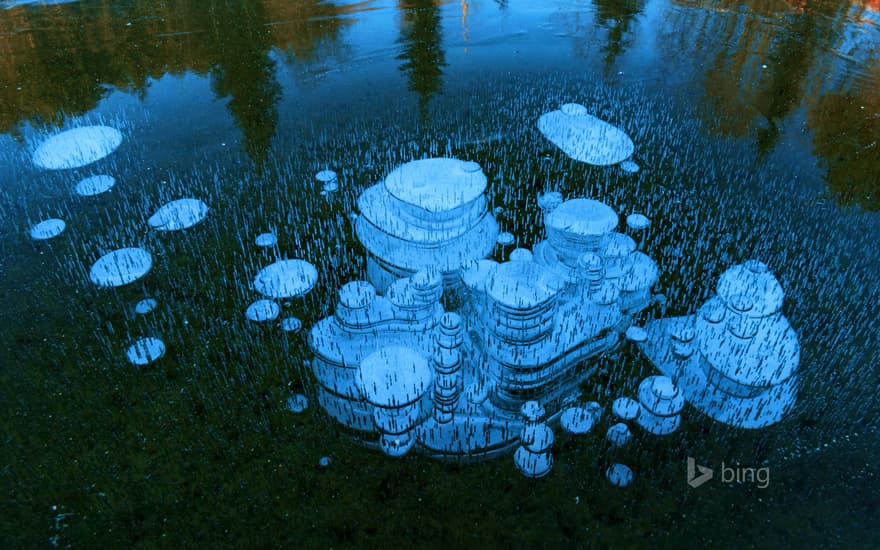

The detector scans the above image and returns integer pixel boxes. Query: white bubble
[90,248,152,287]
[606,463,634,487]
[287,393,309,413]
[29,218,66,240]
[134,298,158,315]
[253,259,318,299]
[75,174,116,196]
[538,104,634,165]
[125,337,165,366]
[148,198,209,231]
[497,232,515,246]
[255,232,277,248]
[619,160,640,174]
[245,299,280,322]
[33,126,122,170]
[280,316,303,332]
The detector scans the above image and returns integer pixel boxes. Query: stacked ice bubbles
[639,260,800,428]
[484,261,566,402]
[356,158,499,292]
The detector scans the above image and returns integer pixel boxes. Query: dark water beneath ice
[0,0,878,547]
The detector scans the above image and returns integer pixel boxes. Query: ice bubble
[546,198,618,237]
[520,400,546,422]
[606,463,634,487]
[4,0,79,8]
[625,326,648,342]
[134,298,158,315]
[253,259,318,299]
[29,218,66,240]
[287,393,309,413]
[509,248,533,262]
[245,299,280,322]
[315,169,337,183]
[560,103,589,116]
[626,213,651,231]
[560,406,598,434]
[486,261,564,310]
[538,104,634,165]
[148,198,209,231]
[90,247,152,287]
[606,422,632,446]
[32,126,122,170]
[384,158,487,213]
[358,346,432,408]
[612,397,641,420]
[75,174,116,196]
[497,231,515,246]
[716,261,784,317]
[280,316,303,332]
[255,232,277,247]
[619,160,640,174]
[537,191,564,212]
[125,337,165,366]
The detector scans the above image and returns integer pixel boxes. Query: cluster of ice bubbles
[24,102,802,486]
[302,104,801,487]
[26,124,321,377]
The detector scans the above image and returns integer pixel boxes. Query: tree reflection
[809,85,880,210]
[751,1,843,155]
[676,0,880,209]
[0,0,351,164]
[397,0,447,121]
[592,0,645,70]
[683,0,850,148]
[205,1,280,166]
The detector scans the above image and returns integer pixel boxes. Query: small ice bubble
[90,248,152,287]
[287,393,308,413]
[606,463,634,487]
[619,160,640,174]
[29,219,66,240]
[497,232,515,246]
[253,260,318,299]
[75,174,116,196]
[255,232,277,248]
[280,317,302,332]
[148,198,209,231]
[125,337,165,366]
[134,298,158,315]
[245,299,280,322]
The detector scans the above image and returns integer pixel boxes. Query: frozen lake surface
[0,0,878,547]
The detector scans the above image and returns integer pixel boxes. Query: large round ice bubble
[90,247,152,287]
[538,104,634,165]
[253,260,318,299]
[32,126,123,170]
